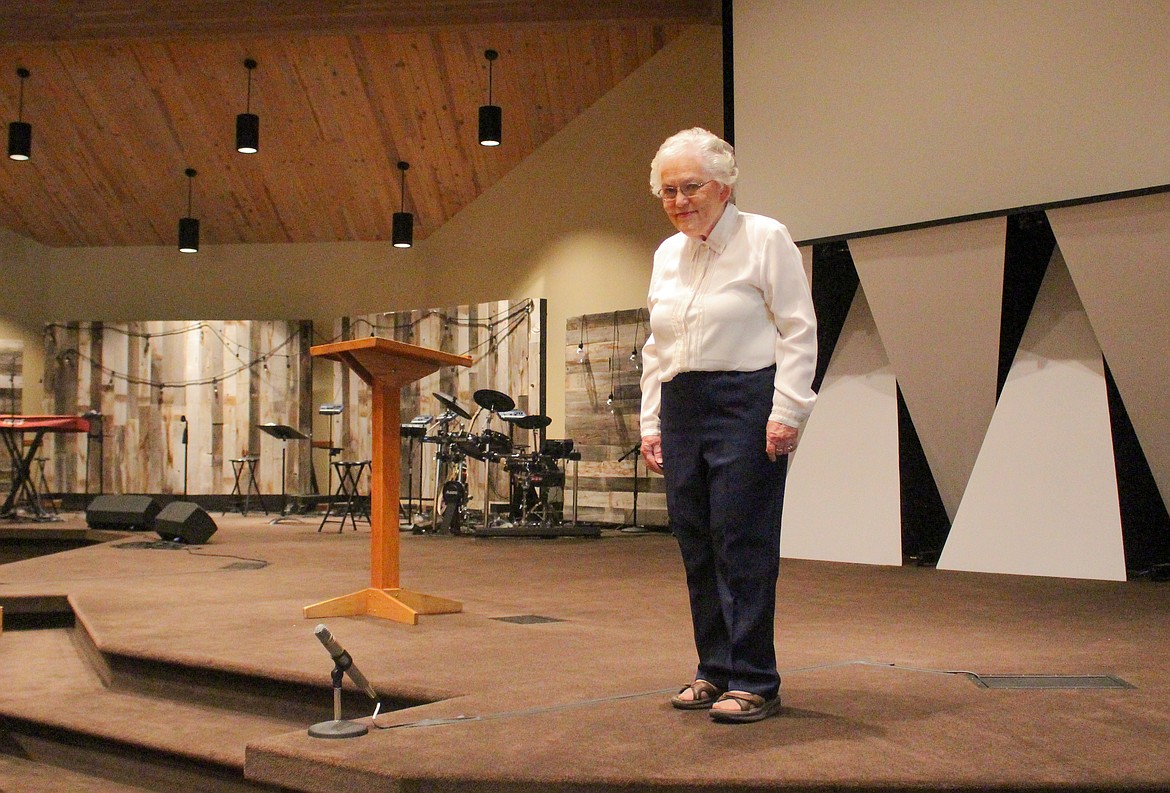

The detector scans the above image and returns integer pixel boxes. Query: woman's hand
[641,434,664,475]
[765,421,798,462]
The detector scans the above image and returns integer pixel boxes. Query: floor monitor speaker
[154,501,218,545]
[85,494,161,531]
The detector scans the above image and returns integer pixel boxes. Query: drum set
[410,388,574,535]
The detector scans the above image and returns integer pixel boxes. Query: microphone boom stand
[180,415,188,497]
[618,443,646,533]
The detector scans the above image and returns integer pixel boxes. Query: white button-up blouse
[639,203,818,436]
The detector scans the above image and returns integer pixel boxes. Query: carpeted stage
[1,513,1169,792]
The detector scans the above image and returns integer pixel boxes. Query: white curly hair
[649,127,738,198]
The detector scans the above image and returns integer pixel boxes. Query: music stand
[259,423,310,522]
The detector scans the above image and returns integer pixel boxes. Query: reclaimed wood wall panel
[0,340,24,494]
[565,308,666,527]
[333,298,540,517]
[44,320,310,497]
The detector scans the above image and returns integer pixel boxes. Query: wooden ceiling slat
[0,15,705,248]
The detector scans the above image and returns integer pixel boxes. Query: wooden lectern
[304,337,471,625]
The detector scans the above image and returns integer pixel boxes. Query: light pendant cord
[16,67,28,121]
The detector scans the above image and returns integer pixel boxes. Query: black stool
[318,460,370,532]
[226,456,267,516]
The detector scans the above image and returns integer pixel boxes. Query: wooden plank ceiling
[0,1,719,248]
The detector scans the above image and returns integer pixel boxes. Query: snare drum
[481,429,512,457]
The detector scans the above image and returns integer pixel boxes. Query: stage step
[0,625,382,792]
[0,753,159,793]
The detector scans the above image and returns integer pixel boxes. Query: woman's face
[658,153,731,239]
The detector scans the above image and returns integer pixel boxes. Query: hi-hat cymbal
[513,414,551,430]
[473,389,515,413]
[432,391,470,419]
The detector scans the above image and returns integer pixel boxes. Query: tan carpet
[1,514,1168,792]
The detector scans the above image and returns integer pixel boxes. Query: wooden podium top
[311,337,471,386]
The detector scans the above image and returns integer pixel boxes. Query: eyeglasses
[656,180,713,200]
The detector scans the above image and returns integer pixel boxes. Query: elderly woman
[639,128,817,723]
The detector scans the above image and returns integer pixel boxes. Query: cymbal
[473,388,515,413]
[513,414,551,430]
[432,391,470,420]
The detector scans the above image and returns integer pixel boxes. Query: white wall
[729,1,1170,579]
[734,0,1170,241]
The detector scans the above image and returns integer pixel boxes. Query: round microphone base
[308,719,369,739]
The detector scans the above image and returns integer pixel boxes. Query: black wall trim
[722,0,734,145]
[797,183,1170,249]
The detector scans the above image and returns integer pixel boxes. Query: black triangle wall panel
[1104,360,1170,576]
[811,241,859,393]
[898,385,952,565]
[999,211,1056,398]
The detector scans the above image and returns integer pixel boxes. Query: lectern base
[303,587,462,626]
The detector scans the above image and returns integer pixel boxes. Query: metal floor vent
[491,615,564,625]
[114,540,186,550]
[972,674,1134,690]
[221,560,268,570]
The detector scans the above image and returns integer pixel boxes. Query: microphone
[313,624,378,700]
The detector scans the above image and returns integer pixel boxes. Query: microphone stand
[308,666,370,739]
[618,443,646,533]
[180,416,189,497]
[309,627,380,740]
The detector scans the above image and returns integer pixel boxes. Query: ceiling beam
[1,1,721,42]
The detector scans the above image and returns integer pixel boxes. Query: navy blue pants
[660,366,787,699]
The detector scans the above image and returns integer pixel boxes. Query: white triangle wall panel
[939,249,1124,581]
[1049,193,1170,511]
[849,219,1004,521]
[782,288,902,566]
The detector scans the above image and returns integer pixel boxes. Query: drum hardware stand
[428,392,473,535]
[400,416,430,528]
[464,389,516,533]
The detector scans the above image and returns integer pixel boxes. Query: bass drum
[436,479,467,535]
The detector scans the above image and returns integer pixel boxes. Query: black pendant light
[235,58,259,154]
[478,50,501,147]
[178,168,200,253]
[392,161,413,248]
[7,67,32,161]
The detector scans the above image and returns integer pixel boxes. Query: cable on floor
[368,659,983,731]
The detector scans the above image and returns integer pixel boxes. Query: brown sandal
[709,690,782,723]
[670,679,724,710]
